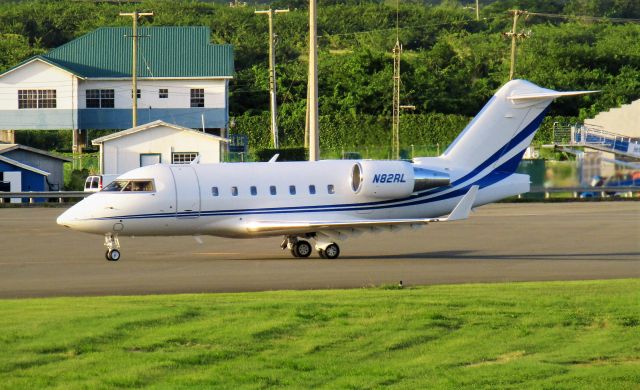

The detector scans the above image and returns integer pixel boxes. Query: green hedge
[232,111,474,152]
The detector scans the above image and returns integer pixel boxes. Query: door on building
[140,153,161,167]
[169,166,200,218]
[0,172,21,203]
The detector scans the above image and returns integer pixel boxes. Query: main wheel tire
[108,249,121,261]
[105,250,111,261]
[293,240,312,258]
[323,243,340,259]
[290,248,300,258]
[318,249,327,259]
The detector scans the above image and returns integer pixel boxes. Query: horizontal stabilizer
[508,90,598,102]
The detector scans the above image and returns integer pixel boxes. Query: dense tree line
[1,0,639,152]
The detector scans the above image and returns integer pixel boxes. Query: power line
[527,12,640,23]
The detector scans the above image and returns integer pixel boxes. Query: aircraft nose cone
[56,209,74,227]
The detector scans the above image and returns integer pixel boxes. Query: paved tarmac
[0,202,638,298]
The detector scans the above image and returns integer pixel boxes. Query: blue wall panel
[78,108,227,130]
[0,108,227,130]
[0,110,75,130]
[0,160,47,202]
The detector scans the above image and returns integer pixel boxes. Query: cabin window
[102,180,154,192]
[289,185,296,195]
[190,88,205,107]
[18,89,57,109]
[231,186,238,196]
[172,152,199,164]
[309,185,316,195]
[86,89,114,108]
[270,185,277,195]
[327,184,335,194]
[159,88,168,99]
[250,186,257,196]
[211,187,219,196]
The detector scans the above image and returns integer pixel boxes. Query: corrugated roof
[92,120,229,144]
[20,26,233,79]
[0,154,51,176]
[0,143,72,162]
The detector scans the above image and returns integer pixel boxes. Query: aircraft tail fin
[442,80,596,173]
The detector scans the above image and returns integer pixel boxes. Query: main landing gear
[104,233,121,261]
[282,235,341,259]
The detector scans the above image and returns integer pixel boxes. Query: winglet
[445,185,478,221]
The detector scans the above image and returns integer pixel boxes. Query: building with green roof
[0,26,234,133]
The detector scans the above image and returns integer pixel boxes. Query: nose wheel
[105,249,121,261]
[104,233,121,262]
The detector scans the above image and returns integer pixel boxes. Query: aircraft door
[169,166,201,217]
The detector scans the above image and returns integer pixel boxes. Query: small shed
[0,143,70,191]
[92,120,228,175]
[0,154,50,203]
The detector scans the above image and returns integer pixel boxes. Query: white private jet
[57,80,593,261]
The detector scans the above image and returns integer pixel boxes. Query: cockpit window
[103,180,127,192]
[131,180,154,191]
[102,180,155,192]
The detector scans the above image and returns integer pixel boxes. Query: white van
[84,174,119,192]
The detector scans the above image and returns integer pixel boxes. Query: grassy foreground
[1,280,639,389]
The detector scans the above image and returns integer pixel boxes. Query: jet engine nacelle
[350,161,450,199]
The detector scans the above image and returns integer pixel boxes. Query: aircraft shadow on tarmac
[341,251,640,261]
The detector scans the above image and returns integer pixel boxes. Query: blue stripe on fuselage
[98,110,545,221]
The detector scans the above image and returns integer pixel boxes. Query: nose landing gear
[104,233,121,261]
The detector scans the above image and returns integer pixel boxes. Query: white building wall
[0,60,79,129]
[78,79,227,109]
[101,125,223,175]
[0,60,76,110]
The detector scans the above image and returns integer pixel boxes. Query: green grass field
[1,280,639,389]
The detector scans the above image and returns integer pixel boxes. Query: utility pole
[120,11,153,128]
[308,0,320,161]
[475,0,480,21]
[255,8,289,149]
[391,1,415,160]
[503,10,529,80]
[392,40,402,160]
[304,86,310,149]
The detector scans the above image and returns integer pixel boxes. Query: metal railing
[529,186,640,199]
[0,191,89,204]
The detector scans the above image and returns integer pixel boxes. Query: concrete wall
[101,125,223,175]
[585,100,640,139]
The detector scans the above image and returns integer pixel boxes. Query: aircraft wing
[245,185,478,234]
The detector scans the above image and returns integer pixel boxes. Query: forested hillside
[1,0,639,153]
